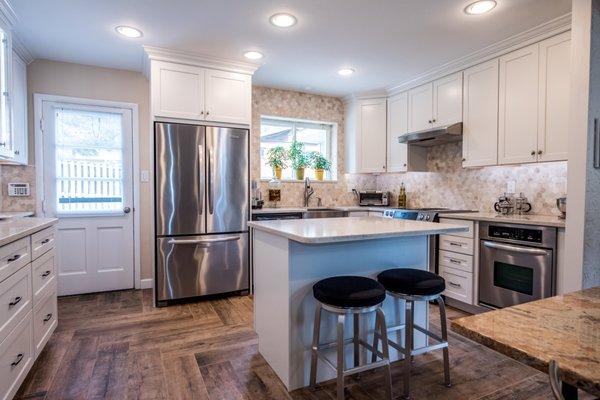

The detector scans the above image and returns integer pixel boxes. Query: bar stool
[309,276,392,400]
[373,268,451,399]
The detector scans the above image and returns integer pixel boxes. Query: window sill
[259,178,338,183]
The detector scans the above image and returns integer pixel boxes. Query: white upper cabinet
[205,69,251,125]
[10,51,27,165]
[433,72,463,127]
[345,98,387,173]
[462,59,499,167]
[147,53,255,125]
[387,92,408,172]
[498,43,540,165]
[152,61,205,121]
[538,32,570,162]
[407,83,433,133]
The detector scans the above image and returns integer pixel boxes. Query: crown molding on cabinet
[342,90,388,104]
[386,13,572,96]
[12,34,34,64]
[142,45,261,78]
[0,0,16,29]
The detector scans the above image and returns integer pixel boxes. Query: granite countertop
[452,287,600,396]
[251,206,386,214]
[0,217,58,246]
[438,211,565,228]
[248,216,467,244]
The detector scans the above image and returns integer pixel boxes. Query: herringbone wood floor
[14,289,563,399]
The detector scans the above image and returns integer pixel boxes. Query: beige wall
[10,59,154,280]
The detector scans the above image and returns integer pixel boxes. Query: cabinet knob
[14,150,19,155]
[530,150,536,156]
[462,158,466,162]
[200,110,204,115]
[537,150,543,155]
[403,163,407,167]
[432,118,436,123]
[206,111,210,116]
[428,120,432,124]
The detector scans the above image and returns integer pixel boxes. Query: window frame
[259,115,338,182]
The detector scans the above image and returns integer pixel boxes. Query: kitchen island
[249,216,467,391]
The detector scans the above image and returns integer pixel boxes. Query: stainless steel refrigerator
[154,122,249,303]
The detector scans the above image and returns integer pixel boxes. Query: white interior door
[40,100,134,296]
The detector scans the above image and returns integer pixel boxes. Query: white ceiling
[12,0,571,97]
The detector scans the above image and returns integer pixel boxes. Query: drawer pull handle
[41,270,51,277]
[7,254,21,262]
[448,282,462,288]
[41,238,51,244]
[43,313,53,323]
[448,242,462,247]
[8,296,22,307]
[10,353,24,368]
[449,258,462,265]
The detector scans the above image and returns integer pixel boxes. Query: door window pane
[54,108,124,214]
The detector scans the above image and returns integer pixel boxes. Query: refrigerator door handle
[198,145,205,214]
[208,148,214,214]
[168,236,241,245]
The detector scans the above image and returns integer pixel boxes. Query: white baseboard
[140,278,154,289]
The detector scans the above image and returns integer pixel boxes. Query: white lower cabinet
[0,311,33,400]
[440,266,473,304]
[438,218,476,305]
[0,225,57,400]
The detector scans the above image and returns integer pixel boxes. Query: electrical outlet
[506,180,516,194]
[140,170,150,183]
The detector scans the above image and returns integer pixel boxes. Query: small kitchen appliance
[358,190,389,206]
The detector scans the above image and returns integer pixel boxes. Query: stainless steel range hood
[397,122,463,147]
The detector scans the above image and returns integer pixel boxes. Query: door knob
[123,207,131,214]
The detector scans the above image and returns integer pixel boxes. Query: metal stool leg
[376,308,393,400]
[403,300,414,399]
[309,303,322,388]
[371,317,379,363]
[437,296,451,387]
[336,314,346,400]
[353,313,360,368]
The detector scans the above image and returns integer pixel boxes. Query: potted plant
[266,146,287,179]
[288,141,310,180]
[309,152,331,181]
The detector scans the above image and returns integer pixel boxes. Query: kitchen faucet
[304,177,315,207]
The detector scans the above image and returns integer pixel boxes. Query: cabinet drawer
[0,265,32,344]
[0,310,33,400]
[0,237,31,283]
[439,218,474,238]
[439,249,473,273]
[31,227,55,261]
[440,265,473,304]
[33,286,57,356]
[439,234,474,255]
[32,249,56,305]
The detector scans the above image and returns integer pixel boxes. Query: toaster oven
[358,190,389,206]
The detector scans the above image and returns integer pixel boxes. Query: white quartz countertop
[438,212,565,228]
[251,206,385,214]
[0,217,58,246]
[248,216,468,244]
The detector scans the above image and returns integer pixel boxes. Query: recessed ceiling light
[244,51,264,60]
[269,13,297,28]
[338,68,355,76]
[115,25,143,38]
[464,0,497,15]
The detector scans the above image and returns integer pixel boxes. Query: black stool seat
[313,276,386,308]
[377,268,445,296]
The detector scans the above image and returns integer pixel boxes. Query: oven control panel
[487,225,543,243]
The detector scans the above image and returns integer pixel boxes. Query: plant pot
[273,167,282,180]
[315,169,325,181]
[295,168,305,180]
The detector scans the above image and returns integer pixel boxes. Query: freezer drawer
[156,233,248,301]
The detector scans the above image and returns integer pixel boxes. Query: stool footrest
[377,323,449,357]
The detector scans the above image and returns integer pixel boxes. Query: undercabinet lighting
[338,68,355,76]
[464,0,497,15]
[244,51,264,60]
[115,25,143,38]
[270,13,297,28]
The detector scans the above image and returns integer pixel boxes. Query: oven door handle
[482,240,549,255]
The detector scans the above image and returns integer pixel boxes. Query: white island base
[252,229,433,391]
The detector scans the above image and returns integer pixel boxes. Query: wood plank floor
[14,289,564,400]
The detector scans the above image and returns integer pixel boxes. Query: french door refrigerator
[154,122,249,303]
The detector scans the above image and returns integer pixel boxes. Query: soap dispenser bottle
[397,183,407,208]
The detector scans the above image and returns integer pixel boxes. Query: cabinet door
[538,32,570,162]
[152,61,205,120]
[408,83,433,133]
[387,92,408,172]
[10,51,27,165]
[358,98,387,173]
[205,69,251,125]
[433,72,463,127]
[462,60,499,167]
[498,44,539,165]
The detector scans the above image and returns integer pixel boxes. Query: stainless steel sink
[302,209,349,219]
